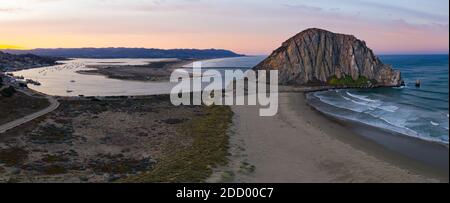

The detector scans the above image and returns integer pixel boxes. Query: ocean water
[307,55,449,144]
[183,56,267,68]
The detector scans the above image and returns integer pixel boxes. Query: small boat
[415,79,421,88]
[66,90,73,93]
[70,80,76,83]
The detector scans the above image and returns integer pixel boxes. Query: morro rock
[254,28,401,87]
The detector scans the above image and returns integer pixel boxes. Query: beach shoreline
[303,93,449,180]
[221,92,448,183]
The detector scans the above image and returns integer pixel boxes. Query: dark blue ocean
[308,55,449,144]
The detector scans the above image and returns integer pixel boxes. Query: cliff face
[254,28,401,87]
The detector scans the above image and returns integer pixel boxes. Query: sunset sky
[0,0,448,55]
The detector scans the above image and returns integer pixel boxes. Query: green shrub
[328,75,377,87]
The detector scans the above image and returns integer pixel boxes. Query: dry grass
[123,105,233,183]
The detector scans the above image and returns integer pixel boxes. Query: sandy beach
[220,92,448,183]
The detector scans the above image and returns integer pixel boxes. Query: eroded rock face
[254,28,401,87]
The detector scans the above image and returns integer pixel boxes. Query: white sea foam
[342,96,352,101]
[342,92,398,113]
[346,92,378,103]
[315,91,399,115]
[310,91,449,145]
[312,99,448,144]
[430,121,440,126]
[314,94,365,113]
[348,108,446,144]
[377,105,399,113]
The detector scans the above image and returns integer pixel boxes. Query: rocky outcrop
[254,28,401,87]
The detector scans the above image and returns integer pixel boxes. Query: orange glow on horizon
[0,44,27,50]
[1,30,448,55]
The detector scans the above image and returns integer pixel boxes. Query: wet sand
[227,92,448,183]
[76,59,194,82]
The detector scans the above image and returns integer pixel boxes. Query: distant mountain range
[1,48,244,59]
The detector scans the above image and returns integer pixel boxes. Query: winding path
[0,89,60,134]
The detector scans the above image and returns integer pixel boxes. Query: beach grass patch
[0,147,29,167]
[42,165,68,175]
[42,154,69,163]
[123,105,233,183]
[88,154,155,175]
[220,170,235,183]
[29,123,75,144]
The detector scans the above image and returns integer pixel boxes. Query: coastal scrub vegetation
[328,75,377,87]
[0,86,16,97]
[0,147,29,167]
[123,105,233,183]
[0,91,50,125]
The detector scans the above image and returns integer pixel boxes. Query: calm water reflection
[12,58,178,96]
[12,57,265,97]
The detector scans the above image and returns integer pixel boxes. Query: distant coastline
[0,51,65,72]
[0,48,244,60]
